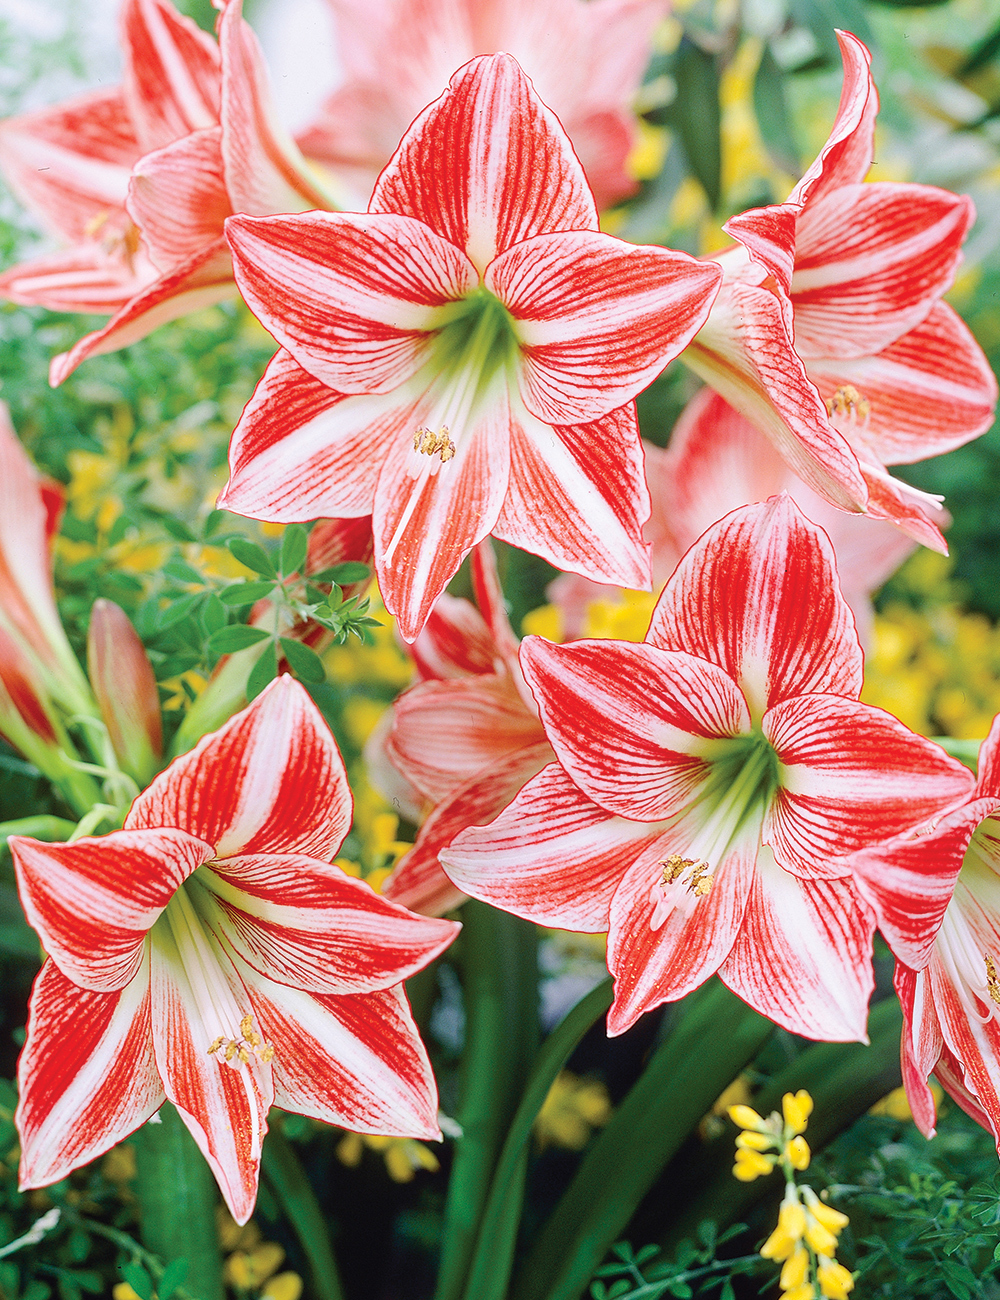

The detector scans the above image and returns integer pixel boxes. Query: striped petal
[646,496,862,719]
[127,126,231,272]
[11,828,212,992]
[519,636,750,821]
[718,847,875,1041]
[17,957,163,1191]
[409,593,503,681]
[488,229,720,424]
[127,676,351,861]
[226,211,478,395]
[196,853,458,994]
[0,244,147,314]
[895,962,944,1138]
[120,0,220,153]
[764,694,975,878]
[369,53,598,275]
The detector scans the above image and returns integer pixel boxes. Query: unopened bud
[87,599,162,783]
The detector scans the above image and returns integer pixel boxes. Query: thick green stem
[659,995,904,1252]
[132,1105,224,1300]
[433,901,539,1300]
[512,980,774,1300]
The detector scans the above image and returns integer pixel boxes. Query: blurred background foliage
[2,0,1000,1296]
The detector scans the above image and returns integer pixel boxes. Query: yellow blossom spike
[780,1247,810,1291]
[782,1089,814,1135]
[786,1135,811,1170]
[760,1199,806,1260]
[807,1199,849,1233]
[736,1130,773,1151]
[733,1147,776,1181]
[728,1103,766,1131]
[817,1259,855,1299]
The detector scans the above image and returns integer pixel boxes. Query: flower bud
[736,1129,772,1152]
[87,599,162,783]
[728,1103,766,1131]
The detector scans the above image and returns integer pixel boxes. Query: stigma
[207,1013,275,1068]
[413,425,456,462]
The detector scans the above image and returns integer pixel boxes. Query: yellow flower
[808,1201,849,1234]
[786,1136,811,1170]
[224,1242,285,1290]
[760,1199,807,1260]
[335,1132,440,1182]
[728,1103,766,1132]
[535,1072,612,1150]
[783,1286,816,1300]
[782,1090,813,1135]
[804,1220,838,1257]
[780,1246,810,1291]
[869,1081,943,1120]
[816,1259,855,1299]
[112,1286,142,1300]
[733,1147,777,1182]
[736,1130,773,1152]
[262,1274,305,1300]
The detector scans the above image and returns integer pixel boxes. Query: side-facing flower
[0,0,221,315]
[220,53,722,639]
[10,676,458,1223]
[847,713,1000,1146]
[549,389,915,646]
[442,496,972,1039]
[47,0,340,385]
[378,542,552,915]
[300,0,667,209]
[685,31,996,544]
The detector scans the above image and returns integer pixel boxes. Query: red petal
[470,540,521,669]
[791,183,973,361]
[519,637,751,821]
[847,798,995,970]
[87,597,163,782]
[719,848,874,1041]
[127,676,352,861]
[647,495,862,718]
[387,675,544,802]
[442,762,659,932]
[373,384,511,642]
[369,53,598,273]
[384,740,553,917]
[606,829,756,1035]
[858,462,947,554]
[128,127,231,272]
[218,350,391,522]
[928,956,1000,1146]
[49,238,236,385]
[764,694,975,877]
[976,713,1000,799]
[218,0,334,216]
[0,245,147,315]
[121,0,220,151]
[487,229,720,423]
[0,88,137,242]
[247,975,441,1138]
[895,962,943,1138]
[409,593,502,681]
[17,958,162,1190]
[226,210,476,394]
[494,402,651,590]
[200,853,458,993]
[11,828,212,992]
[686,280,869,512]
[806,302,997,465]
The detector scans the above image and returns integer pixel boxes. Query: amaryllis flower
[220,53,722,640]
[45,0,340,385]
[442,496,973,1040]
[847,715,1000,1145]
[10,677,458,1223]
[549,389,915,646]
[378,543,552,915]
[684,31,996,546]
[299,0,667,209]
[0,0,222,317]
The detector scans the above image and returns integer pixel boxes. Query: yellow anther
[816,1258,854,1299]
[688,863,714,897]
[240,1014,254,1039]
[786,1135,811,1170]
[780,1246,810,1291]
[782,1089,813,1135]
[225,1042,238,1062]
[208,1013,276,1069]
[413,425,457,462]
[728,1103,766,1131]
[733,1147,776,1181]
[207,1036,225,1056]
[986,953,1000,1006]
[826,385,870,423]
[259,1045,275,1063]
[659,853,694,883]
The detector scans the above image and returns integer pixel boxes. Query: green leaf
[163,558,205,586]
[202,509,229,538]
[279,637,326,684]
[247,639,279,700]
[156,593,204,630]
[161,517,197,543]
[313,561,371,584]
[207,625,271,654]
[199,594,227,637]
[120,1264,154,1300]
[157,1258,188,1300]
[218,581,277,606]
[280,524,309,576]
[228,538,277,578]
[754,45,799,176]
[672,39,721,211]
[261,1129,345,1300]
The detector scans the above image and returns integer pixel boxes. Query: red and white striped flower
[377,543,552,915]
[685,31,996,547]
[220,53,722,640]
[301,0,667,209]
[10,677,458,1223]
[848,715,1000,1146]
[442,497,973,1040]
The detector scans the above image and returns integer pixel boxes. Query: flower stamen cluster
[729,1091,854,1299]
[207,1014,275,1068]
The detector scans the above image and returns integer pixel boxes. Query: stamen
[413,425,456,462]
[689,863,714,897]
[826,385,870,426]
[657,854,713,897]
[206,1010,276,1069]
[985,954,1000,1006]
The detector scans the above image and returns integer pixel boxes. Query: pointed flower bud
[87,599,162,784]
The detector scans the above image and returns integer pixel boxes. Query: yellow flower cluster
[728,1091,854,1300]
[533,1071,613,1151]
[217,1210,304,1300]
[335,1131,440,1183]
